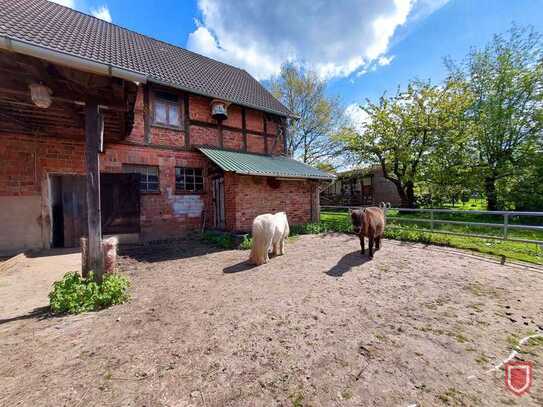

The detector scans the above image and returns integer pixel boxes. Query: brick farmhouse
[0,0,334,257]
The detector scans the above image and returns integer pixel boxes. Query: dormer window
[153,91,181,128]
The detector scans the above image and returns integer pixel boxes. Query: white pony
[249,212,290,265]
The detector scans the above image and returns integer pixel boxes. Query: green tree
[339,80,471,208]
[271,63,343,164]
[447,25,543,210]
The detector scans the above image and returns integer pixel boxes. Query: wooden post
[241,107,248,152]
[85,99,104,282]
[263,114,268,154]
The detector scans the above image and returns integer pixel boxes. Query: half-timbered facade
[0,0,334,261]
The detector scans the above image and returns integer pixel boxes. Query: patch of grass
[288,391,304,407]
[467,302,484,313]
[448,331,469,344]
[202,231,236,249]
[475,354,490,366]
[437,387,475,406]
[49,272,130,314]
[526,335,543,347]
[341,388,353,400]
[506,333,522,351]
[320,211,543,265]
[465,282,502,298]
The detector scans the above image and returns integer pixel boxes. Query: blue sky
[57,0,543,120]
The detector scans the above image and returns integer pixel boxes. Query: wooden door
[100,173,141,234]
[212,177,225,229]
[60,175,87,248]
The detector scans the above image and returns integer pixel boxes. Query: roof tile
[0,0,293,117]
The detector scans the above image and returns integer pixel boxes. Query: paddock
[1,234,542,406]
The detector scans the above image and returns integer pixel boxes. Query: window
[362,176,372,186]
[123,165,159,193]
[153,91,181,127]
[176,167,204,193]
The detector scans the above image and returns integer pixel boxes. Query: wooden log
[84,99,104,282]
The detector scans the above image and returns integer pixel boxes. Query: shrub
[201,231,236,249]
[239,235,253,250]
[49,272,130,314]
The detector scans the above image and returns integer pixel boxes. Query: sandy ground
[1,234,542,406]
[0,249,81,320]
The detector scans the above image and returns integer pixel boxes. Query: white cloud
[50,0,76,7]
[187,0,427,80]
[345,104,371,133]
[91,5,112,22]
[409,0,450,22]
[378,55,395,66]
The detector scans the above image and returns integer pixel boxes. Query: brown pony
[350,206,386,258]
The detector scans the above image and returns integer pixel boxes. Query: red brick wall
[126,86,283,155]
[0,133,213,243]
[0,84,292,251]
[247,134,266,154]
[224,173,314,232]
[223,130,244,151]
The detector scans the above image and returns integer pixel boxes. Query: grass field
[320,210,543,265]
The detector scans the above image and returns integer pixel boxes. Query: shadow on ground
[119,239,225,264]
[0,306,53,325]
[24,248,81,258]
[223,261,258,274]
[326,250,370,277]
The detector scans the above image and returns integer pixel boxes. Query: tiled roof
[198,147,336,180]
[0,0,293,117]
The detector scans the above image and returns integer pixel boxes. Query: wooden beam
[143,85,151,144]
[184,95,190,147]
[84,99,104,281]
[263,115,268,155]
[241,107,248,152]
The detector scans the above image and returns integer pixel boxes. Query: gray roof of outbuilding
[0,0,294,117]
[199,147,336,180]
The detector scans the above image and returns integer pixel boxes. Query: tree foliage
[339,80,472,208]
[339,25,543,210]
[271,63,343,165]
[447,25,543,210]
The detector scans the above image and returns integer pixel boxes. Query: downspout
[0,35,147,84]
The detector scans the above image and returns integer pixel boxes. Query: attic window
[153,91,181,127]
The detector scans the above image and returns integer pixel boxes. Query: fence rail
[320,206,543,245]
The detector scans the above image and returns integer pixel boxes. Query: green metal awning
[198,147,335,180]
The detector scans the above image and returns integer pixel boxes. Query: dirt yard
[1,235,542,406]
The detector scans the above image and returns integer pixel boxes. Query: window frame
[123,164,160,194]
[151,89,183,130]
[175,166,205,194]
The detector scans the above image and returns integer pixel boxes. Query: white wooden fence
[320,206,543,245]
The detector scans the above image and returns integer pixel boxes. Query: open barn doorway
[50,174,141,248]
[50,175,87,248]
